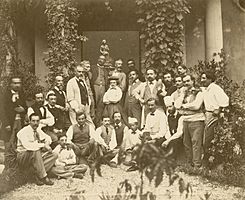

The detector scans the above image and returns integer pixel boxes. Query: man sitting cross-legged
[66,112,98,165]
[94,115,119,168]
[16,113,58,186]
[50,135,87,179]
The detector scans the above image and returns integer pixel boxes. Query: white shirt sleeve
[38,129,52,145]
[40,107,55,127]
[109,129,118,150]
[94,127,107,147]
[17,128,44,151]
[214,85,229,108]
[66,125,74,144]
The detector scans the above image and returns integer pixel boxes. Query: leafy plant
[44,0,87,87]
[186,50,245,187]
[136,0,190,72]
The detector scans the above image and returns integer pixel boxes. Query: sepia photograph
[0,0,245,199]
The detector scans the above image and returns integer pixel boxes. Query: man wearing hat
[103,76,125,121]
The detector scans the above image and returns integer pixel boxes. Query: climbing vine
[44,0,87,87]
[136,0,190,72]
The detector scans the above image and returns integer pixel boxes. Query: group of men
[0,56,229,185]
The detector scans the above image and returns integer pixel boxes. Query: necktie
[106,127,109,134]
[34,130,41,142]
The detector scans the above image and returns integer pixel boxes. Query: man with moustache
[16,113,57,186]
[46,75,70,129]
[124,69,142,124]
[91,55,108,126]
[66,61,94,125]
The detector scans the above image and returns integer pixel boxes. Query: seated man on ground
[94,115,119,168]
[66,112,98,165]
[143,98,171,145]
[51,135,87,179]
[162,96,184,160]
[112,111,129,148]
[45,93,65,148]
[16,113,57,186]
[121,117,142,170]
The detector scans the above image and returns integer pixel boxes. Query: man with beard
[162,71,177,96]
[112,112,129,148]
[27,92,55,135]
[46,75,70,129]
[134,68,167,127]
[16,113,57,186]
[1,77,26,147]
[124,70,142,124]
[91,55,108,126]
[66,62,94,125]
[0,76,27,168]
[177,65,188,78]
[200,71,229,164]
[111,59,127,93]
[162,96,184,159]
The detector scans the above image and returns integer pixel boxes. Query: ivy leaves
[136,0,190,72]
[44,0,84,87]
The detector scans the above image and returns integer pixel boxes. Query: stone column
[205,0,223,61]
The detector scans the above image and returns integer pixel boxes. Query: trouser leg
[168,138,183,159]
[42,151,58,173]
[17,150,47,179]
[68,164,87,174]
[183,121,193,164]
[203,120,218,154]
[189,121,204,167]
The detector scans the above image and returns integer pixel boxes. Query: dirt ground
[1,164,244,200]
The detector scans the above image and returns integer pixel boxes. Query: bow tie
[131,131,137,134]
[149,81,154,85]
[150,113,155,116]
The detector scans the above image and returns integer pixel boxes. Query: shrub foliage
[136,0,190,72]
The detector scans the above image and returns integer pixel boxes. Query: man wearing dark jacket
[0,77,26,146]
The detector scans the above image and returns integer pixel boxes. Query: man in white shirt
[133,68,167,128]
[94,115,118,168]
[51,135,87,179]
[27,92,55,131]
[201,71,229,158]
[66,62,93,125]
[143,98,171,145]
[16,113,58,186]
[179,75,205,168]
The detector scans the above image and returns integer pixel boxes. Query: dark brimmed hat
[108,76,119,81]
